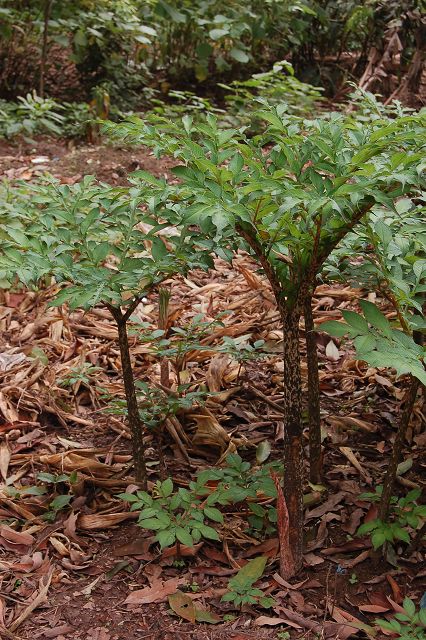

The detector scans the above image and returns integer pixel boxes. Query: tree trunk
[39,0,52,98]
[113,313,147,489]
[385,24,426,107]
[304,295,322,484]
[280,303,304,576]
[378,374,420,521]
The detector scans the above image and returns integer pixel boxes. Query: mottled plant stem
[109,305,147,489]
[280,303,304,576]
[378,374,420,522]
[304,294,322,484]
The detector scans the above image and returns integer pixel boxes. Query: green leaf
[38,472,57,484]
[341,310,369,334]
[209,28,228,40]
[29,346,49,365]
[403,597,416,619]
[198,524,220,541]
[354,334,376,353]
[50,494,72,511]
[195,609,221,624]
[175,527,194,547]
[229,556,267,591]
[203,507,224,523]
[357,520,379,536]
[320,320,348,337]
[161,478,174,497]
[229,48,249,63]
[139,507,157,519]
[371,530,387,550]
[139,517,166,531]
[392,526,410,544]
[396,458,413,476]
[156,529,176,549]
[359,300,392,335]
[256,440,272,464]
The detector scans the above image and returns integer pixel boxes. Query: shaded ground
[0,139,425,640]
[0,136,175,186]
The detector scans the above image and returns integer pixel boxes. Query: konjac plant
[104,104,426,576]
[0,176,211,488]
[322,196,425,550]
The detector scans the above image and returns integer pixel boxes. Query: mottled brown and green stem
[378,374,420,522]
[378,318,423,522]
[304,294,322,484]
[108,302,147,489]
[238,223,305,576]
[280,302,305,575]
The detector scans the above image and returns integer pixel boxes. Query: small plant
[38,471,78,521]
[134,312,228,386]
[223,614,236,622]
[192,453,279,534]
[276,632,291,640]
[134,382,208,430]
[375,597,426,640]
[357,488,426,551]
[222,556,274,609]
[219,336,265,381]
[0,176,211,487]
[58,363,103,389]
[119,478,222,552]
[7,471,77,521]
[0,92,65,139]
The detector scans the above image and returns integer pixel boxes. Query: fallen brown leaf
[255,615,302,629]
[124,577,184,605]
[168,591,196,623]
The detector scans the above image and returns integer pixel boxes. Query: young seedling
[221,556,274,609]
[193,453,279,534]
[119,478,222,555]
[375,597,426,640]
[357,487,426,555]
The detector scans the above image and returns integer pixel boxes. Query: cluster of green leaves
[357,487,426,550]
[222,556,274,609]
[119,478,222,549]
[190,453,279,534]
[219,336,265,371]
[376,597,426,640]
[105,104,426,310]
[0,90,131,140]
[0,92,66,138]
[2,0,424,107]
[6,471,77,522]
[219,61,324,131]
[139,0,315,84]
[133,312,227,377]
[0,175,211,309]
[107,381,208,431]
[119,453,280,547]
[59,363,103,389]
[321,300,426,385]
